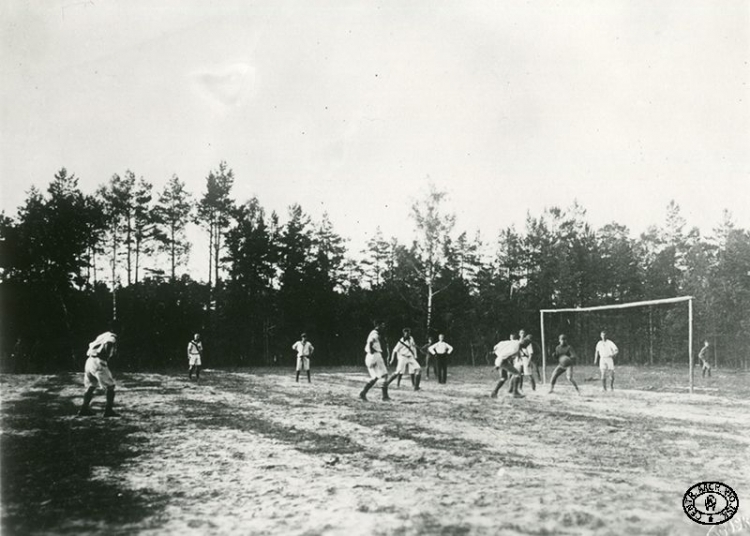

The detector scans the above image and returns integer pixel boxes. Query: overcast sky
[2,0,748,277]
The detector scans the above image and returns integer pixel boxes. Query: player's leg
[500,361,524,398]
[491,368,508,398]
[600,366,607,391]
[195,364,201,381]
[566,367,580,394]
[360,378,378,400]
[548,365,566,393]
[609,369,614,391]
[296,357,302,382]
[304,357,311,383]
[103,386,118,417]
[78,385,97,416]
[425,354,431,379]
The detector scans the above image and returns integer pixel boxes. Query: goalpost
[539,296,695,393]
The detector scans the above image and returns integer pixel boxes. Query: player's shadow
[0,374,166,534]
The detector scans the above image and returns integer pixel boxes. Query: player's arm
[611,342,619,356]
[446,343,454,355]
[389,342,400,365]
[594,345,600,364]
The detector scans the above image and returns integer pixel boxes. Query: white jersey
[87,332,117,360]
[428,341,453,355]
[493,340,522,361]
[393,337,418,359]
[292,340,314,357]
[366,329,382,354]
[596,340,618,359]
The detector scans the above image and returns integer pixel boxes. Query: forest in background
[1,162,749,372]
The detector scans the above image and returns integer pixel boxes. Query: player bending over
[390,328,422,390]
[548,334,580,395]
[78,329,119,417]
[594,330,618,391]
[490,335,531,399]
[698,340,711,378]
[292,333,314,383]
[359,320,398,401]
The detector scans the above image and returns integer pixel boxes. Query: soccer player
[292,333,314,383]
[78,329,119,417]
[390,328,422,390]
[359,320,397,401]
[698,340,711,378]
[187,333,203,381]
[421,336,434,379]
[548,334,580,394]
[428,334,454,384]
[594,330,618,391]
[490,335,531,398]
[517,329,537,392]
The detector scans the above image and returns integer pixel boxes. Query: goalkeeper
[548,334,580,394]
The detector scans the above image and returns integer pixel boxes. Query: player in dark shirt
[548,334,580,395]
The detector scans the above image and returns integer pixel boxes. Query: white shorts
[396,355,421,375]
[296,356,310,371]
[521,355,533,375]
[599,357,615,371]
[365,352,388,379]
[84,357,116,389]
[189,355,202,366]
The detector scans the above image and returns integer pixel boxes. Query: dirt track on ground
[2,366,750,535]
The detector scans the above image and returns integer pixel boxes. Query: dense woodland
[1,163,749,373]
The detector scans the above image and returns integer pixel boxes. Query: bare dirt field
[2,365,750,535]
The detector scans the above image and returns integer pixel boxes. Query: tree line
[1,164,749,372]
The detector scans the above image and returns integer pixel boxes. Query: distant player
[495,333,517,389]
[548,334,580,394]
[517,329,537,392]
[428,334,454,384]
[292,333,314,383]
[490,335,531,398]
[698,340,711,378]
[78,329,119,417]
[422,336,434,379]
[390,328,422,390]
[594,330,618,391]
[359,320,397,401]
[187,333,203,381]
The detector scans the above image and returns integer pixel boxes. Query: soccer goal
[539,296,696,392]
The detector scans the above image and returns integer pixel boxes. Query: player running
[698,340,711,378]
[78,329,119,417]
[390,328,422,390]
[548,334,580,394]
[188,333,203,381]
[490,335,531,398]
[359,320,397,401]
[292,333,314,383]
[594,330,618,391]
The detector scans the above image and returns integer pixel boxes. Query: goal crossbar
[539,296,695,393]
[540,296,693,314]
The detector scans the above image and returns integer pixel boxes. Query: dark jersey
[554,343,576,364]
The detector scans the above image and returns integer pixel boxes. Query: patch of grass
[178,398,365,455]
[0,375,166,535]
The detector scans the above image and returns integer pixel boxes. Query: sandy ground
[2,365,750,536]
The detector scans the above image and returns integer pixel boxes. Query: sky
[1,0,749,279]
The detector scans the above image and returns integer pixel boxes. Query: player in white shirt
[78,329,119,417]
[428,334,454,384]
[390,328,422,390]
[594,330,618,391]
[292,333,314,383]
[490,335,531,398]
[359,320,397,401]
[187,333,203,381]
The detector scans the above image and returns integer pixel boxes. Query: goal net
[538,296,696,392]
